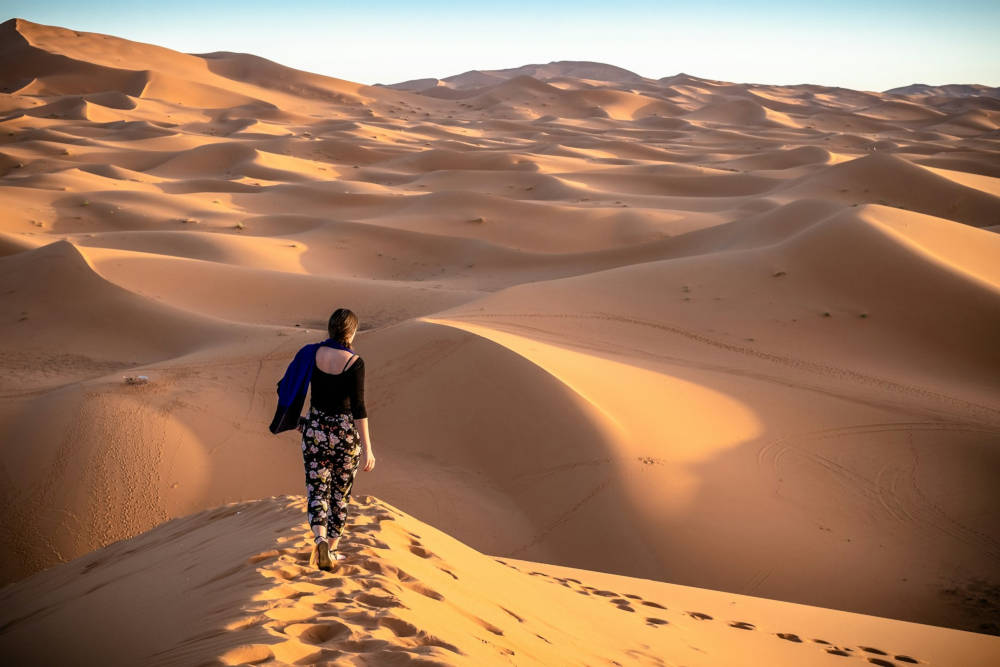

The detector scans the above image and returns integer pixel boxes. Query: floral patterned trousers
[301,406,362,538]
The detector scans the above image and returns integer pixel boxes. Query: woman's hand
[361,448,375,472]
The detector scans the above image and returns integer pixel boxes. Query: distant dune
[1,15,999,664]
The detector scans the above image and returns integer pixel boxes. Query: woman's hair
[328,308,359,347]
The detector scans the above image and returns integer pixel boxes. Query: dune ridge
[3,494,998,666]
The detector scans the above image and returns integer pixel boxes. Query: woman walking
[271,308,376,571]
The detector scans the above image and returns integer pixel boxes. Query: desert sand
[1,16,999,665]
[3,494,999,666]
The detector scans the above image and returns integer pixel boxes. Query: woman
[273,308,376,571]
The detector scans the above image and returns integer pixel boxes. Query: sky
[3,0,998,91]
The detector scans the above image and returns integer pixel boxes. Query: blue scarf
[269,337,354,434]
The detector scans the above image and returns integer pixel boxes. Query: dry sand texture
[3,494,999,666]
[1,16,999,665]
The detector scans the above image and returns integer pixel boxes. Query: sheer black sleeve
[350,357,368,419]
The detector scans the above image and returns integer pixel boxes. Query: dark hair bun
[328,308,359,346]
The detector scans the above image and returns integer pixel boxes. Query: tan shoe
[316,540,333,571]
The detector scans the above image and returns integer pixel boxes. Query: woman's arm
[355,417,372,453]
[351,359,373,456]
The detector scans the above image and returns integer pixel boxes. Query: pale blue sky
[3,1,998,91]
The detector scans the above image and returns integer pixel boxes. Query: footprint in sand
[264,605,317,623]
[380,616,418,638]
[355,592,404,609]
[499,606,524,622]
[353,535,391,550]
[218,644,273,665]
[862,647,919,664]
[284,621,352,644]
[255,583,309,601]
[686,611,713,620]
[592,589,620,597]
[403,581,445,600]
[223,614,269,631]
[246,549,280,564]
[470,616,504,636]
[776,632,803,642]
[640,600,668,609]
[729,621,755,630]
[409,543,434,558]
[271,564,310,581]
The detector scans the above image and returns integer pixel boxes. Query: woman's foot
[315,539,334,571]
[327,535,346,560]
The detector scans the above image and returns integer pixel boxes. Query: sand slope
[2,494,997,666]
[2,15,1000,659]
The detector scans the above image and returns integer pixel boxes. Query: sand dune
[78,244,482,326]
[413,204,1000,631]
[5,494,997,666]
[0,239,243,370]
[779,152,1000,227]
[2,15,999,663]
[426,203,1000,398]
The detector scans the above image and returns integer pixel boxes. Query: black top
[310,353,367,419]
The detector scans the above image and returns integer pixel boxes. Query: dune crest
[3,494,998,666]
